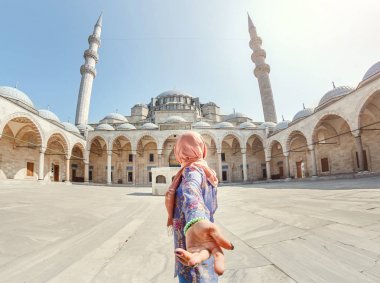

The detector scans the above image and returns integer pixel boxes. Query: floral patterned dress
[173,166,218,283]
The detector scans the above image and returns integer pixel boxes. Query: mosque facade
[1,14,380,185]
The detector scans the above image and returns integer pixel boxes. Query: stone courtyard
[0,177,380,283]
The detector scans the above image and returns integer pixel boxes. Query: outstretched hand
[175,220,234,275]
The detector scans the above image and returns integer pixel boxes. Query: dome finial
[247,12,255,30]
[282,115,285,121]
[332,81,336,89]
[96,12,103,27]
[302,103,305,110]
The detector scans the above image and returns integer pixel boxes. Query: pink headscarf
[165,131,218,227]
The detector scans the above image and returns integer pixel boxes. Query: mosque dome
[274,120,290,131]
[318,86,354,106]
[0,86,34,108]
[102,113,128,122]
[116,123,136,130]
[203,102,218,107]
[133,103,148,108]
[141,123,158,130]
[193,121,211,128]
[293,108,314,122]
[61,122,80,134]
[38,109,61,123]
[77,124,94,132]
[239,122,256,129]
[215,122,234,129]
[259,122,276,129]
[363,62,380,81]
[164,116,187,123]
[95,124,114,131]
[225,112,248,121]
[157,90,192,98]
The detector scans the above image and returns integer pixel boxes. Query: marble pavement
[0,177,380,282]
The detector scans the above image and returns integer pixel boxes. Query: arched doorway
[358,90,380,172]
[136,135,158,185]
[70,143,85,182]
[246,135,265,180]
[45,133,68,182]
[312,114,355,175]
[112,136,132,184]
[89,136,107,183]
[269,141,285,179]
[221,134,242,182]
[0,117,42,180]
[162,135,179,167]
[287,131,310,178]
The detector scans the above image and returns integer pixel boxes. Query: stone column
[132,150,137,185]
[157,149,163,168]
[355,135,365,171]
[266,160,271,180]
[65,156,70,183]
[84,161,89,183]
[217,150,223,181]
[107,150,112,185]
[284,154,291,180]
[241,148,248,182]
[38,147,45,181]
[309,146,318,178]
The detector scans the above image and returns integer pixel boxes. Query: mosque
[0,14,379,185]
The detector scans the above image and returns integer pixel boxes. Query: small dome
[319,86,354,106]
[103,113,128,122]
[215,122,234,129]
[259,122,276,129]
[39,109,60,123]
[193,121,211,128]
[116,123,136,130]
[141,122,158,130]
[274,120,290,131]
[157,90,192,98]
[225,112,248,121]
[96,123,114,131]
[0,86,34,108]
[203,102,218,107]
[164,116,187,123]
[293,108,314,122]
[363,62,380,81]
[61,122,80,134]
[239,122,256,129]
[77,124,94,132]
[133,103,148,108]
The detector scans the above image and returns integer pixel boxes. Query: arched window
[156,175,166,184]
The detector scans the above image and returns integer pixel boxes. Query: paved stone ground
[0,177,380,283]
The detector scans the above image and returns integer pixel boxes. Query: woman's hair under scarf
[165,131,218,229]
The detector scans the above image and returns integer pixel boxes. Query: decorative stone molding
[88,34,101,46]
[80,64,97,77]
[84,49,99,62]
[254,64,271,77]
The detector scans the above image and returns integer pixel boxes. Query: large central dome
[157,90,192,98]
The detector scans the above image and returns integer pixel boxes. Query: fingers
[175,248,210,267]
[209,224,234,250]
[211,246,225,275]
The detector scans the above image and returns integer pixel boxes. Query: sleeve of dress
[182,167,210,223]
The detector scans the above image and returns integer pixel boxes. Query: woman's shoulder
[182,166,204,180]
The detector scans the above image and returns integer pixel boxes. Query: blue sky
[1,0,379,123]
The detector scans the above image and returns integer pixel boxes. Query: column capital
[39,146,46,154]
[266,159,271,163]
[352,129,361,138]
[217,149,222,154]
[107,150,112,156]
[241,148,247,154]
[131,150,137,155]
[308,144,315,151]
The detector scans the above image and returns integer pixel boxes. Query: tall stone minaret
[248,13,277,123]
[75,14,103,126]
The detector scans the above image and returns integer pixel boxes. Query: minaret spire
[75,14,103,126]
[248,13,277,123]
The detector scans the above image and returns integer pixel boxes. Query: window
[321,158,329,172]
[149,153,154,162]
[222,171,227,182]
[127,172,133,183]
[26,162,34,176]
[156,175,166,184]
[148,172,152,183]
[221,153,226,162]
[128,154,133,162]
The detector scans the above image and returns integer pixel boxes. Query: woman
[165,131,234,283]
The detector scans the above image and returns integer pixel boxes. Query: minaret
[248,13,277,123]
[75,13,102,126]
